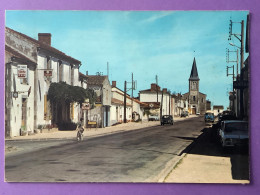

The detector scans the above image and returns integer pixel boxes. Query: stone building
[182,58,207,115]
[86,75,112,128]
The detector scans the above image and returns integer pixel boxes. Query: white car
[219,120,248,148]
[148,115,159,121]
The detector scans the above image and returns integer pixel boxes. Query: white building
[110,81,144,125]
[5,27,82,137]
[139,83,172,117]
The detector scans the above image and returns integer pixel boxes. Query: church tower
[189,58,200,114]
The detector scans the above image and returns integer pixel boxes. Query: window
[193,96,195,101]
[202,98,204,103]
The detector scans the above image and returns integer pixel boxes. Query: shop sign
[17,65,27,78]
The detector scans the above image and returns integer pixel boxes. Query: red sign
[44,70,52,77]
[17,65,27,78]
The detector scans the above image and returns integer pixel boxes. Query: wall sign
[17,65,27,78]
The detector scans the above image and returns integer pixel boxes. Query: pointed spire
[189,57,199,81]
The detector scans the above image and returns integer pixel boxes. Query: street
[5,116,205,182]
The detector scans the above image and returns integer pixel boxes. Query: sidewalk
[164,127,250,184]
[6,116,197,141]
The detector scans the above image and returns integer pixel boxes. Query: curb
[155,130,206,183]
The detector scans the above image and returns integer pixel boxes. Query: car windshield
[163,116,172,119]
[225,122,248,132]
[205,113,213,116]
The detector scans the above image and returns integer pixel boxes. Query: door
[21,98,27,131]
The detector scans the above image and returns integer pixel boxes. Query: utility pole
[107,62,109,80]
[160,90,163,120]
[240,20,244,118]
[156,75,158,102]
[169,91,171,115]
[124,81,127,123]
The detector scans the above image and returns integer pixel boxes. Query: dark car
[161,115,174,125]
[181,111,189,117]
[204,112,214,123]
[211,114,237,141]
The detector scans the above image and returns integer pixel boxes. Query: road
[5,116,205,182]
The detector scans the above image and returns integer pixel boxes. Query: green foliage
[47,82,96,105]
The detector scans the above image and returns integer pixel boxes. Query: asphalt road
[5,116,205,182]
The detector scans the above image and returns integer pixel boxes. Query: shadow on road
[179,126,250,181]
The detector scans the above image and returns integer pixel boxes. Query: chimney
[163,88,167,93]
[112,81,116,88]
[38,33,51,45]
[151,83,160,91]
[86,71,88,76]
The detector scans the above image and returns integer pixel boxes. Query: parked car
[219,120,248,148]
[181,111,189,117]
[211,114,237,142]
[148,114,159,121]
[161,115,174,125]
[204,112,214,123]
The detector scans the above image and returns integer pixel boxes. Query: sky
[5,11,249,109]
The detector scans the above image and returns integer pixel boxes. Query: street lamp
[229,42,241,49]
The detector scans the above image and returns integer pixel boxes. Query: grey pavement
[5,115,203,182]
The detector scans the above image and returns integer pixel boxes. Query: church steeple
[189,57,199,81]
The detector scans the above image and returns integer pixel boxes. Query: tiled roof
[6,27,81,65]
[111,98,131,106]
[79,72,88,79]
[213,105,224,109]
[139,88,162,93]
[5,45,37,65]
[86,75,107,85]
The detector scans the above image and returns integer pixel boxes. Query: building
[86,75,112,128]
[139,83,172,117]
[213,105,224,116]
[110,81,144,125]
[172,93,188,116]
[182,58,207,115]
[5,27,82,137]
[206,100,212,111]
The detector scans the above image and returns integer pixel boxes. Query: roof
[213,105,224,109]
[5,45,37,65]
[79,72,88,79]
[189,57,199,81]
[6,27,81,65]
[111,98,131,106]
[139,88,162,93]
[86,75,108,86]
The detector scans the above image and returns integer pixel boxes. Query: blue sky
[6,11,249,109]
